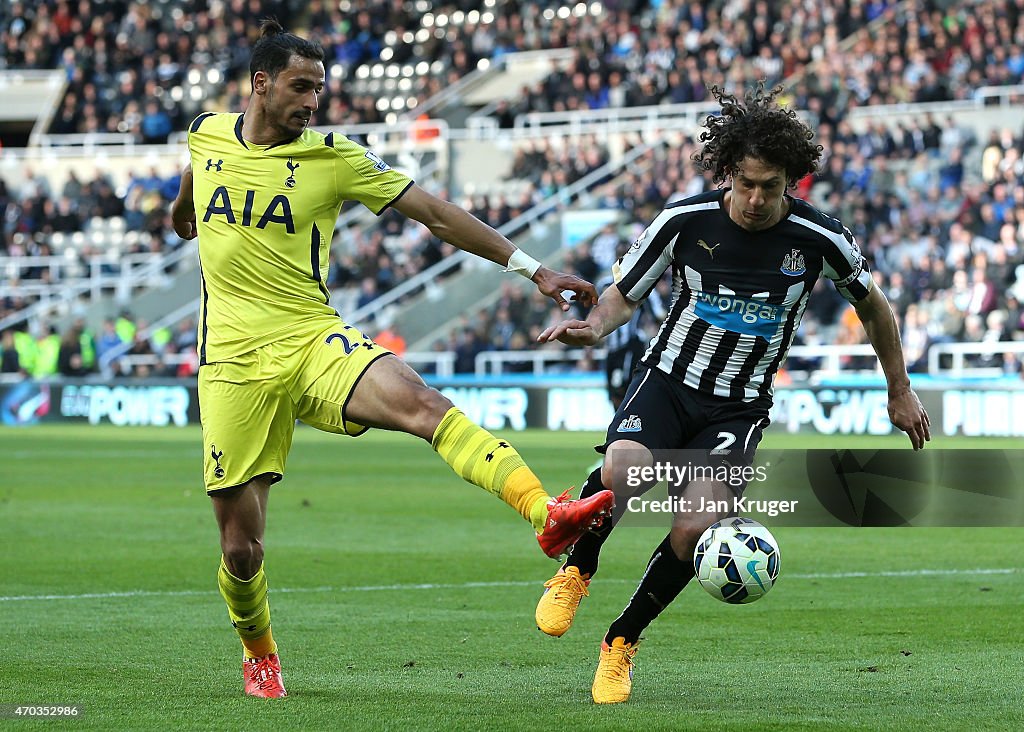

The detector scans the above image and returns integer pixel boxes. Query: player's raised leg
[211,476,287,698]
[343,354,613,557]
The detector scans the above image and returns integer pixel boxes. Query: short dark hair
[692,83,822,188]
[249,18,325,82]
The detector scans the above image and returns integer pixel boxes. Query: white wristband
[504,249,542,279]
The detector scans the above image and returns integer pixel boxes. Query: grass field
[2,426,1022,731]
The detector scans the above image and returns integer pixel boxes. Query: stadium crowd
[5,1,1024,135]
[453,115,1024,375]
[0,307,200,379]
[2,0,1024,378]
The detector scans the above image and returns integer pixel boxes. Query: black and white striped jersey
[613,188,871,405]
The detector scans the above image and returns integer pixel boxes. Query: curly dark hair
[692,84,822,188]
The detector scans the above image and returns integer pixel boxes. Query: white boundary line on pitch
[0,567,1019,603]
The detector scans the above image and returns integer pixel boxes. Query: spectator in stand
[175,341,200,378]
[590,224,621,274]
[57,324,90,377]
[124,329,155,377]
[967,267,999,316]
[453,325,488,374]
[1,329,22,375]
[114,310,137,345]
[902,304,932,373]
[8,325,37,376]
[33,324,60,378]
[354,276,379,310]
[374,324,407,357]
[485,306,514,352]
[140,100,174,144]
[961,314,992,367]
[95,318,122,363]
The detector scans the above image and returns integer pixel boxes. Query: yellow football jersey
[187,112,413,363]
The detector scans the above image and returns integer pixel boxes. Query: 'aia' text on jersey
[187,113,413,364]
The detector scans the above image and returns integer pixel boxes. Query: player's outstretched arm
[170,163,197,240]
[854,285,931,450]
[392,185,597,310]
[538,283,639,347]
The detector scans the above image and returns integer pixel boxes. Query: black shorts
[600,366,770,493]
[605,340,646,402]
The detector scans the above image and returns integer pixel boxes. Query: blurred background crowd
[1,0,1023,378]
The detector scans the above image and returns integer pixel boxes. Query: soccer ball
[693,517,780,604]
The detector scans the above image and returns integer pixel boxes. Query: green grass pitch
[2,426,1022,731]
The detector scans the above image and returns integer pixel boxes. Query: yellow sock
[527,491,551,533]
[432,407,550,531]
[218,556,278,659]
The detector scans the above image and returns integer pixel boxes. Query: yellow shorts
[199,321,390,492]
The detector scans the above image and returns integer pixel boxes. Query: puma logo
[698,239,721,257]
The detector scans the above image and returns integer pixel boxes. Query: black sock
[606,534,694,646]
[566,461,658,577]
[564,467,615,577]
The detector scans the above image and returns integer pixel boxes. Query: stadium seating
[5,1,1024,135]
[1,0,1022,379]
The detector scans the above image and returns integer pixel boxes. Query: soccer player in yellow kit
[170,19,613,699]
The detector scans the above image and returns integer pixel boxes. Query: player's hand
[888,388,931,450]
[532,266,598,311]
[172,212,198,240]
[538,319,600,346]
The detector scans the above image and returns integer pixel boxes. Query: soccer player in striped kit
[535,84,931,704]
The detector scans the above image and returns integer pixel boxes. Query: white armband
[504,248,541,279]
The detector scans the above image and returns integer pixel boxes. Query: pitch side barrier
[2,376,1023,438]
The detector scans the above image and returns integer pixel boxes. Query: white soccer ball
[693,517,780,604]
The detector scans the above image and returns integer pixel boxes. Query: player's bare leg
[212,476,271,580]
[211,476,286,698]
[344,354,613,556]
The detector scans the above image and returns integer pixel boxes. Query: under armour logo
[697,239,721,258]
[485,441,510,462]
[285,158,299,188]
[206,159,223,172]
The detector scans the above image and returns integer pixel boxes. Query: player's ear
[252,71,269,96]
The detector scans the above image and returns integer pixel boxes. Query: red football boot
[536,489,615,559]
[243,653,287,698]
